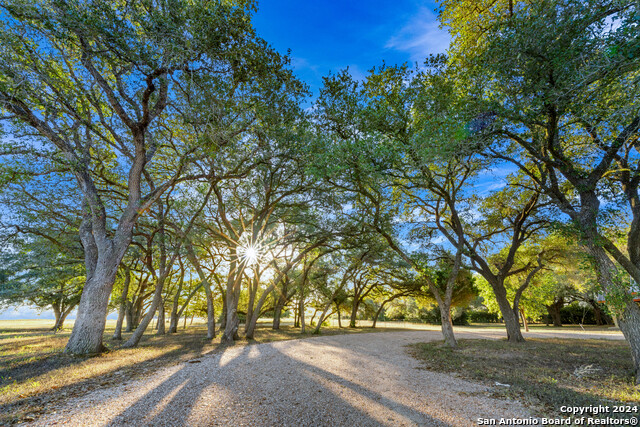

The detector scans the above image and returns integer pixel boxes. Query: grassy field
[410,338,640,419]
[0,318,393,425]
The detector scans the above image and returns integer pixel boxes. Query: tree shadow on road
[84,338,456,426]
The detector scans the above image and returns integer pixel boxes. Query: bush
[419,306,440,324]
[417,306,469,325]
[452,308,469,326]
[467,309,500,323]
[560,302,597,325]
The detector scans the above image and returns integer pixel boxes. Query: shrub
[467,309,500,323]
[560,302,596,325]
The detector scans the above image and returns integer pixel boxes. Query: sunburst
[238,242,263,266]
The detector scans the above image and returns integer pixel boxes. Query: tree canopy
[1,0,639,383]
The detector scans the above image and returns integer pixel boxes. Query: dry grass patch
[409,338,639,419]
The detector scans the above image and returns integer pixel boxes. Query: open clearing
[25,328,626,426]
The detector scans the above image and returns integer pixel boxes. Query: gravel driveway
[31,329,622,427]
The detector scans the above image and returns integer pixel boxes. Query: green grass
[0,318,396,425]
[409,338,640,419]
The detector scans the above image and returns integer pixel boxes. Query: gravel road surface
[32,329,623,427]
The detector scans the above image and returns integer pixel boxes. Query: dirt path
[31,329,622,426]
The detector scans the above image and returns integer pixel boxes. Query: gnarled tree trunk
[587,243,640,383]
[66,259,121,354]
[491,278,525,342]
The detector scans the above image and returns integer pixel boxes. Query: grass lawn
[410,338,640,419]
[0,318,393,425]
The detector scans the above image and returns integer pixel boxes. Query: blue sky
[252,0,450,99]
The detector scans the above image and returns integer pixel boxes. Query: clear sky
[252,0,450,99]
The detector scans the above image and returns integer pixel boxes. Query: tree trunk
[183,312,188,329]
[183,239,216,339]
[132,297,144,330]
[168,275,184,334]
[272,302,283,330]
[587,242,640,383]
[501,303,525,342]
[52,304,74,332]
[245,268,259,333]
[246,289,255,331]
[222,266,242,343]
[52,304,62,332]
[65,197,137,355]
[618,302,640,383]
[125,301,133,332]
[54,308,72,332]
[520,308,529,332]
[205,288,215,340]
[490,278,525,342]
[349,298,360,328]
[373,295,404,328]
[372,302,387,328]
[156,300,165,335]
[337,307,342,328]
[439,301,457,348]
[313,298,334,334]
[272,287,287,330]
[65,266,119,354]
[113,267,131,340]
[169,307,179,333]
[588,298,611,326]
[310,309,318,326]
[219,289,227,331]
[299,295,306,333]
[122,275,166,348]
[546,298,564,327]
[222,285,240,342]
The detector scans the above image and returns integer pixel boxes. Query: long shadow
[268,344,450,426]
[0,327,221,391]
[0,332,218,424]
[111,342,254,426]
[0,324,290,390]
[82,337,454,426]
[0,331,88,388]
[1,343,123,389]
[0,327,58,335]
